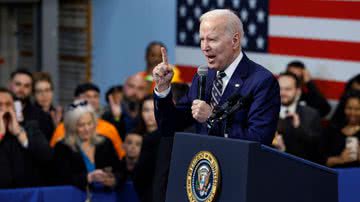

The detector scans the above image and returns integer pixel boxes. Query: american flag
[175,0,360,108]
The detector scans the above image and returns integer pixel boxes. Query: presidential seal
[186,151,220,202]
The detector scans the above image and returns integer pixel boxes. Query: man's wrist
[156,84,170,93]
[14,126,25,137]
[154,86,171,98]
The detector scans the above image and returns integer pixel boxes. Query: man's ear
[232,32,241,49]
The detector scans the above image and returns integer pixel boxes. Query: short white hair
[200,9,244,39]
[63,100,103,151]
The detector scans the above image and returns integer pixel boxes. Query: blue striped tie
[210,71,226,109]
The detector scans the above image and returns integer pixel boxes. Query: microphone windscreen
[197,65,208,77]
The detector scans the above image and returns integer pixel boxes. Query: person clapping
[0,87,51,188]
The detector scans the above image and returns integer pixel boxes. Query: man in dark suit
[273,72,322,162]
[153,9,280,145]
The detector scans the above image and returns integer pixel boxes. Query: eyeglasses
[67,100,88,111]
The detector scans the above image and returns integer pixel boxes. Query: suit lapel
[219,53,249,105]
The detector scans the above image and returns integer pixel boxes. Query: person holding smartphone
[53,100,126,191]
[0,87,52,188]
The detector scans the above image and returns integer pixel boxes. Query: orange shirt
[50,119,125,159]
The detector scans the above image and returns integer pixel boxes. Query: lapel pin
[235,84,240,88]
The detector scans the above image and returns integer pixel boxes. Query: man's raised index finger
[161,47,168,65]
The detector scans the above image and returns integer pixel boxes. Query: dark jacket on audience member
[24,99,55,141]
[133,130,162,202]
[0,121,52,188]
[278,105,322,163]
[299,81,331,118]
[322,125,360,168]
[53,137,125,190]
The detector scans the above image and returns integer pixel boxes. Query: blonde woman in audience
[53,100,125,190]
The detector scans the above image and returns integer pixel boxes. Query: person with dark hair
[273,72,322,162]
[122,132,143,173]
[74,82,102,116]
[102,85,127,139]
[8,69,55,141]
[331,74,360,125]
[132,95,161,202]
[33,72,63,127]
[0,87,52,188]
[50,83,126,160]
[286,60,331,117]
[105,85,123,104]
[323,90,360,168]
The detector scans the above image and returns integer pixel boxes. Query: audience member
[286,61,331,117]
[74,83,103,116]
[331,74,360,125]
[50,83,125,159]
[103,73,147,137]
[323,90,360,168]
[121,132,143,176]
[53,100,125,190]
[8,69,54,141]
[273,72,322,162]
[132,96,161,202]
[102,85,127,140]
[0,87,52,188]
[33,72,63,127]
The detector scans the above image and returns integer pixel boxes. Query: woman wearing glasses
[53,100,124,190]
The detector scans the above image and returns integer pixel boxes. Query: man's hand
[286,112,300,128]
[272,132,286,152]
[0,111,6,135]
[191,100,212,123]
[7,110,23,136]
[153,47,174,92]
[303,69,312,83]
[109,94,122,120]
[340,148,356,163]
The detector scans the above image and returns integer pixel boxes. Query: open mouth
[207,55,216,63]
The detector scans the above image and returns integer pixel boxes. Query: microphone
[197,65,208,100]
[207,93,253,128]
[210,93,242,120]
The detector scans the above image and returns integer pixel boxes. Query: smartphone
[14,100,24,122]
[103,166,112,173]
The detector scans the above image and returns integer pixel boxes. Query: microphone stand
[207,96,250,138]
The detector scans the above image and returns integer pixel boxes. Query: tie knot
[217,71,226,79]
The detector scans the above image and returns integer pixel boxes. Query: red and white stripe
[175,0,360,109]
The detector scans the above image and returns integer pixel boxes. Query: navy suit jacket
[154,53,280,145]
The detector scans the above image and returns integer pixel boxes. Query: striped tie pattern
[210,71,226,109]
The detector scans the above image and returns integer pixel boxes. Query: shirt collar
[280,101,297,119]
[223,52,243,79]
